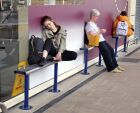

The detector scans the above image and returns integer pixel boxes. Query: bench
[14,61,59,110]
[80,22,103,75]
[14,45,87,110]
[80,34,132,75]
[0,102,8,113]
[80,45,103,75]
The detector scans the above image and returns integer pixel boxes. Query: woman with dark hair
[39,16,77,66]
[113,11,134,36]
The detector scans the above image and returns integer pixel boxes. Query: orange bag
[87,34,99,47]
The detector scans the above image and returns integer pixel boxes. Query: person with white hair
[85,9,124,73]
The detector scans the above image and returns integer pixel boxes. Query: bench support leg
[96,50,103,67]
[20,74,32,110]
[49,63,60,93]
[136,37,139,44]
[123,36,127,52]
[115,36,119,57]
[53,63,60,92]
[82,48,89,75]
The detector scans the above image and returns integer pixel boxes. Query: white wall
[128,0,136,25]
[128,0,136,40]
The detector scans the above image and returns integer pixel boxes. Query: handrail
[1,11,12,24]
[0,0,13,11]
[10,0,13,10]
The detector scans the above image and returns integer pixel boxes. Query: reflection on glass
[0,41,19,102]
[31,0,85,5]
[0,0,18,102]
[0,0,18,39]
[31,0,46,5]
[56,0,85,5]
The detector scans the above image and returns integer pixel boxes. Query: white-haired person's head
[90,9,100,19]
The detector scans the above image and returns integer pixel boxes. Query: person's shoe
[111,68,122,73]
[38,57,46,66]
[46,56,54,61]
[117,66,125,71]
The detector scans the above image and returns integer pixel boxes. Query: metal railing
[0,0,13,11]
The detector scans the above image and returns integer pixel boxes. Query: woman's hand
[100,29,106,33]
[54,52,62,61]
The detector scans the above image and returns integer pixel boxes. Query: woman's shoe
[46,56,54,61]
[111,68,122,73]
[38,57,46,66]
[38,56,54,66]
[117,66,125,71]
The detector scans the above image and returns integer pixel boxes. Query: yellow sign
[12,61,28,97]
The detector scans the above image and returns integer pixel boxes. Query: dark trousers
[43,38,77,61]
[98,41,118,71]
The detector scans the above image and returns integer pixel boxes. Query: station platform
[8,42,140,113]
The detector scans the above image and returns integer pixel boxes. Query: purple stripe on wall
[29,5,84,36]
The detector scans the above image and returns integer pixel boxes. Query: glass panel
[31,0,85,5]
[56,0,85,5]
[0,0,28,102]
[31,0,47,5]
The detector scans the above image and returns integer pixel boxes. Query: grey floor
[9,43,140,113]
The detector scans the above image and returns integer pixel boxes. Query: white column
[128,0,136,40]
[128,0,136,25]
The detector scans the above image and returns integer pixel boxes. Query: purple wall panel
[29,5,84,37]
[29,0,128,60]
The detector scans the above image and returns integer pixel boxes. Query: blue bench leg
[123,36,127,52]
[115,37,119,57]
[82,48,89,75]
[20,74,32,110]
[53,63,60,92]
[49,63,60,93]
[96,50,103,67]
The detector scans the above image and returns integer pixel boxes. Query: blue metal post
[53,63,60,92]
[98,50,102,66]
[82,48,89,75]
[115,36,119,57]
[96,50,103,67]
[123,36,127,52]
[20,74,32,110]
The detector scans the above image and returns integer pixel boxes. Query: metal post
[82,48,89,75]
[115,36,119,57]
[96,50,103,67]
[20,74,32,110]
[123,36,127,52]
[53,63,60,92]
[98,50,101,66]
[136,37,138,44]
